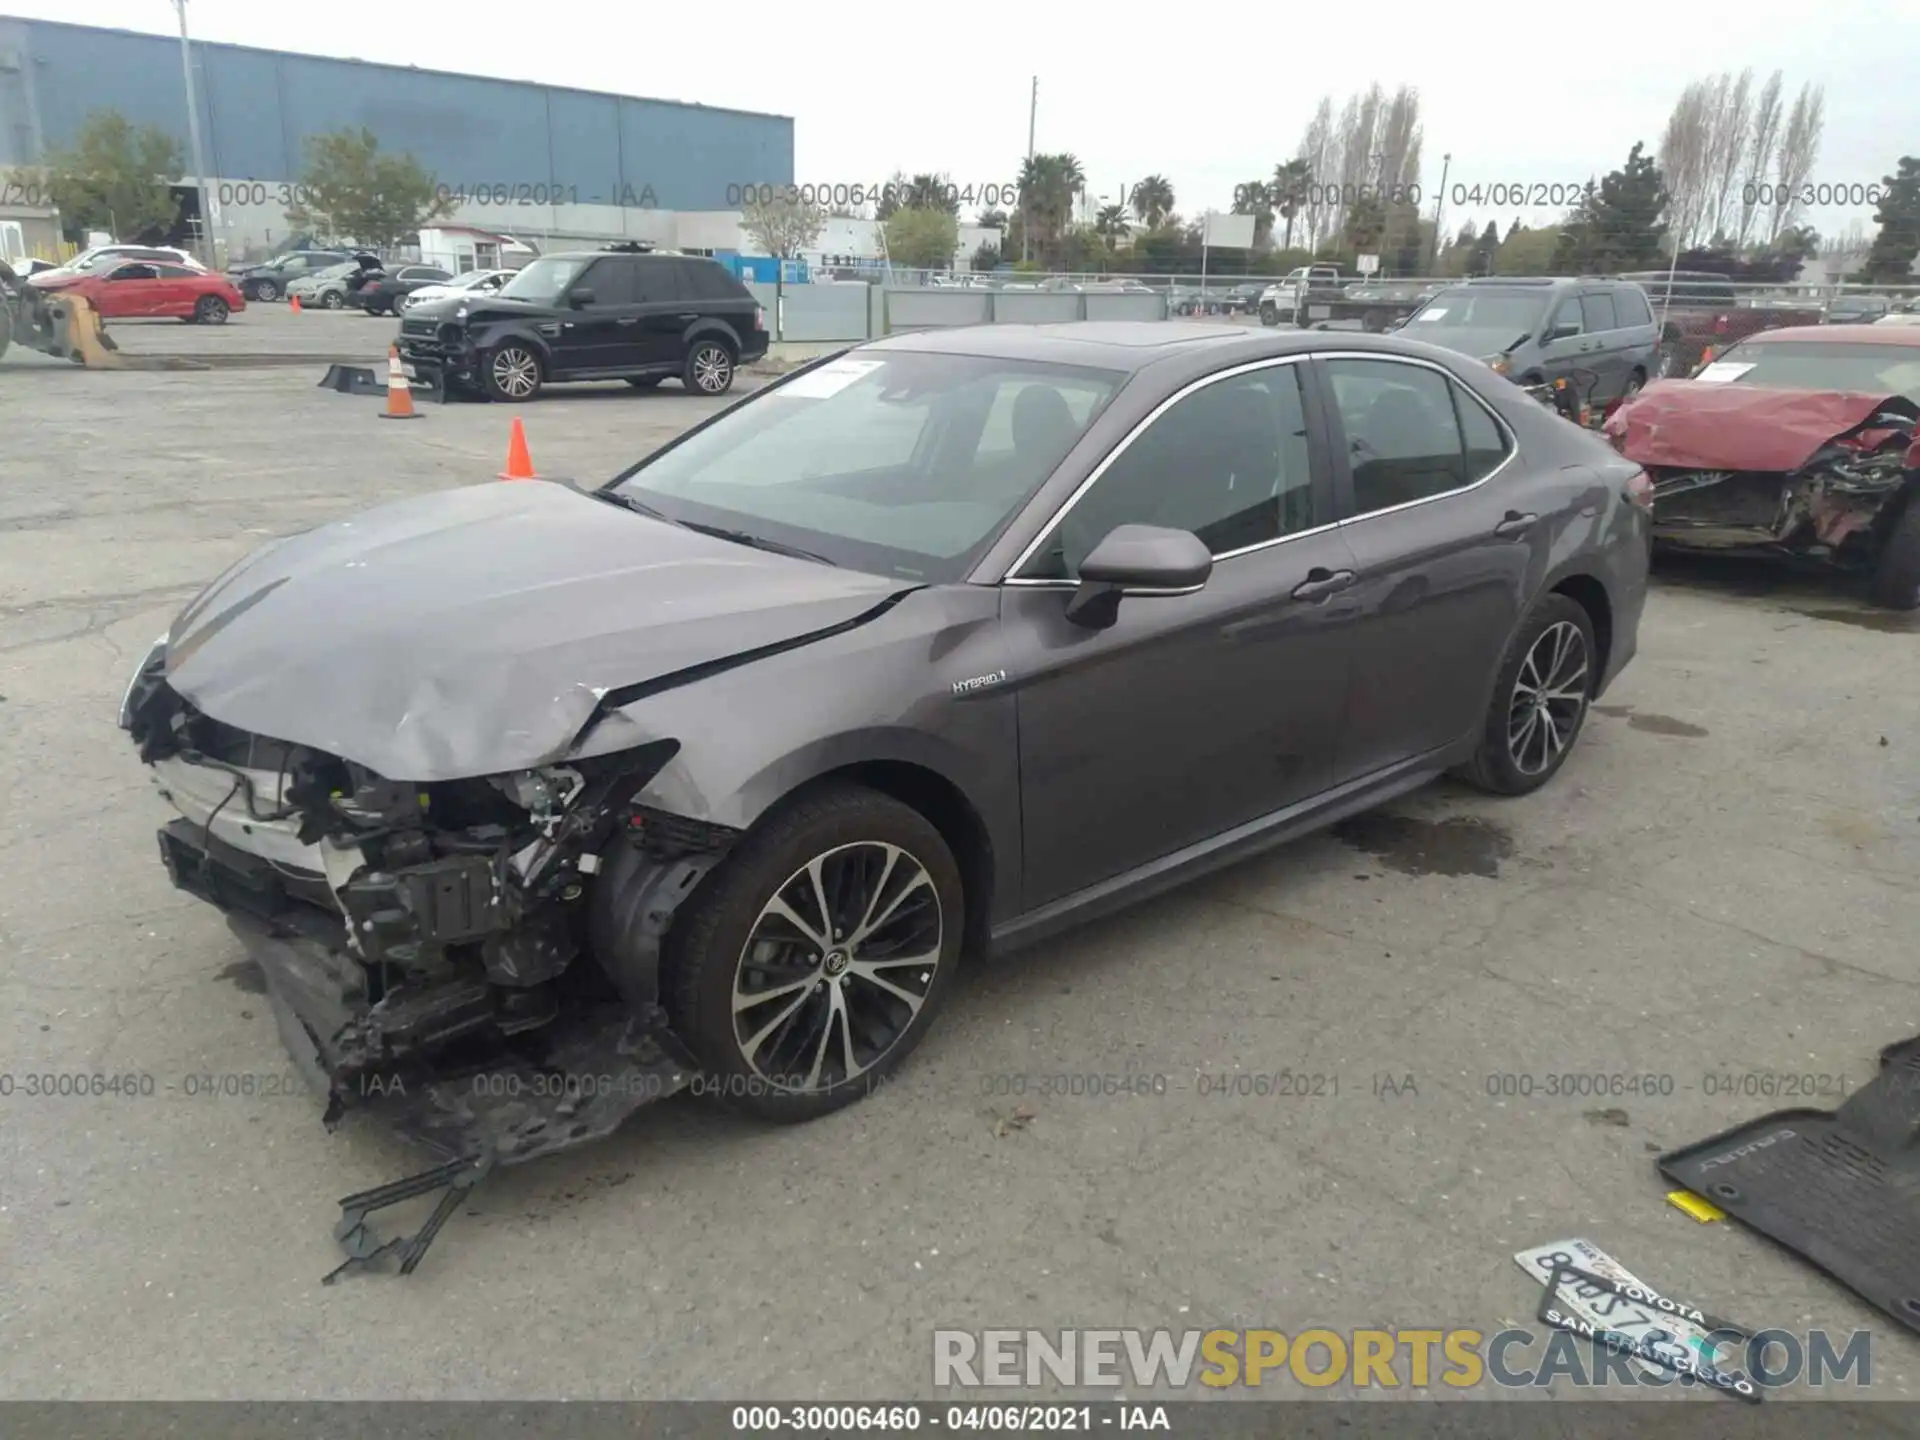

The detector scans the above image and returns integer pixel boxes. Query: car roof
[859,321,1449,374]
[1739,325,1920,346]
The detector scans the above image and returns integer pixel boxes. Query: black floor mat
[1658,1035,1920,1333]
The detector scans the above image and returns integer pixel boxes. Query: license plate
[1513,1239,1742,1380]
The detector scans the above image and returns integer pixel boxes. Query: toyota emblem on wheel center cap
[823,950,850,976]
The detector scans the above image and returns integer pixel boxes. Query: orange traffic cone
[378,346,419,420]
[289,294,302,313]
[499,417,537,480]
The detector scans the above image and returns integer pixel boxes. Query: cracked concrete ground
[3,326,1919,1403]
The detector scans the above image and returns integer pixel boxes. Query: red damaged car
[1603,325,1920,608]
[28,258,246,324]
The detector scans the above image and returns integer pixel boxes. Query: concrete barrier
[744,282,1173,342]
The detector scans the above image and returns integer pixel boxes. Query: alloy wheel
[491,347,539,399]
[731,842,943,1093]
[1507,620,1589,776]
[690,343,732,393]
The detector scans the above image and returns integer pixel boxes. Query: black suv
[396,246,768,401]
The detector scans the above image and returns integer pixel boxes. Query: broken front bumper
[158,817,696,1167]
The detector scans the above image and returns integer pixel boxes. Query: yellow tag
[1667,1190,1727,1223]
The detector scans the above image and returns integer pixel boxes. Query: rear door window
[1613,287,1654,326]
[633,259,690,304]
[679,258,745,301]
[1324,357,1476,515]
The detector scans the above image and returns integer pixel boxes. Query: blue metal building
[0,16,793,212]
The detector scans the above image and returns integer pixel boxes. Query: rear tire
[321,290,343,310]
[662,784,963,1123]
[1868,495,1920,610]
[253,279,280,302]
[683,337,736,395]
[1456,594,1598,796]
[193,295,229,325]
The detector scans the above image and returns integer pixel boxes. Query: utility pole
[172,0,214,265]
[1021,76,1036,264]
[1427,152,1451,274]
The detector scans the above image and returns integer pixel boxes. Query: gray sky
[17,0,1920,244]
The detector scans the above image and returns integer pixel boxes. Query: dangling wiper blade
[591,488,672,520]
[677,520,839,567]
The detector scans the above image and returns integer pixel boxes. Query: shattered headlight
[118,634,168,731]
[1482,355,1512,376]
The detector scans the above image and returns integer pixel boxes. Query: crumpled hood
[163,480,908,781]
[1605,381,1919,472]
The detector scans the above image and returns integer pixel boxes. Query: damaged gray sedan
[123,323,1649,1267]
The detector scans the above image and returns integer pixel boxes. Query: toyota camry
[122,322,1650,1178]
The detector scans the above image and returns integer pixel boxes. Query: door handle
[1290,567,1355,601]
[674,313,699,323]
[1493,510,1538,538]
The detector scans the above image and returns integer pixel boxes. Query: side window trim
[1001,354,1332,585]
[1314,352,1518,526]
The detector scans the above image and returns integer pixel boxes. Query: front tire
[1456,594,1598,796]
[683,337,736,394]
[663,784,963,1123]
[321,290,343,310]
[1868,495,1920,610]
[1259,301,1279,326]
[481,342,542,401]
[193,295,229,324]
[253,279,280,302]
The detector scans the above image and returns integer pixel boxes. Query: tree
[885,205,960,269]
[1552,143,1669,272]
[1733,71,1783,247]
[1093,203,1131,250]
[1270,158,1312,251]
[741,192,828,258]
[977,208,1008,231]
[1298,84,1423,257]
[1129,174,1175,229]
[1855,157,1920,282]
[41,109,183,242]
[283,127,453,247]
[1293,98,1338,252]
[1768,84,1825,244]
[971,240,1001,272]
[879,172,957,219]
[1497,224,1563,275]
[873,170,912,221]
[1466,221,1500,277]
[1232,180,1275,247]
[1018,152,1085,265]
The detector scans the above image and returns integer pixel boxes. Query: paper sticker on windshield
[781,358,886,399]
[1413,307,1446,321]
[1692,361,1755,383]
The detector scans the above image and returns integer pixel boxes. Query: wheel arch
[1545,569,1614,683]
[684,319,742,356]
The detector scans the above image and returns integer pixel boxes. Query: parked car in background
[50,244,205,277]
[1258,265,1345,325]
[1874,312,1920,327]
[397,269,514,313]
[347,264,454,316]
[1614,269,1817,374]
[285,256,383,310]
[233,249,353,302]
[1400,277,1661,403]
[397,247,767,400]
[28,259,245,323]
[9,257,59,279]
[1606,323,1920,608]
[122,321,1647,1147]
[1826,293,1893,325]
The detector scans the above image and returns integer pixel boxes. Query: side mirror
[1546,322,1581,342]
[567,286,596,308]
[1064,524,1213,629]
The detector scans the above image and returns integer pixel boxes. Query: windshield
[1409,289,1547,333]
[498,257,584,305]
[1701,341,1920,401]
[608,351,1125,581]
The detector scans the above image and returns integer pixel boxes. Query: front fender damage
[128,665,741,1276]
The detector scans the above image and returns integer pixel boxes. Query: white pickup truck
[1257,265,1345,326]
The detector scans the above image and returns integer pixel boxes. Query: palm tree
[1271,159,1312,251]
[1129,175,1175,229]
[1094,203,1131,250]
[1018,152,1086,264]
[1233,179,1274,247]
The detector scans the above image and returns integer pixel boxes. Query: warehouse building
[0,15,793,261]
